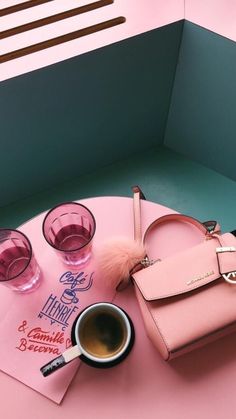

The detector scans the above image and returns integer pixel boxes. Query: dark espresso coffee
[78,307,127,358]
[40,303,134,375]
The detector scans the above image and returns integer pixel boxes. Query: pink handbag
[131,187,236,360]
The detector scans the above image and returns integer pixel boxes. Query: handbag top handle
[131,187,236,287]
[132,186,221,253]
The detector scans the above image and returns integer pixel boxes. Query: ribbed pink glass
[0,229,41,292]
[42,202,96,266]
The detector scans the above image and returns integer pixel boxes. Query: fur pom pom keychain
[98,186,147,291]
[98,236,146,290]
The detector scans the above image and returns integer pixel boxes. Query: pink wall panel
[2,1,236,82]
[0,0,184,81]
[185,0,236,43]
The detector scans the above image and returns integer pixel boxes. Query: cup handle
[40,345,81,377]
[73,296,79,304]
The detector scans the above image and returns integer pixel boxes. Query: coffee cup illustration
[60,289,79,304]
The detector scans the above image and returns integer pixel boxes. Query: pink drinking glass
[42,202,96,267]
[0,229,41,292]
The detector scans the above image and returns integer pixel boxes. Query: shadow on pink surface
[171,331,236,381]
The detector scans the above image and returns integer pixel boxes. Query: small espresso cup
[40,303,135,376]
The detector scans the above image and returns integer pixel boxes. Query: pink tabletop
[0,196,236,418]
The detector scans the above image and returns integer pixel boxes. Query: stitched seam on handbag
[137,288,171,360]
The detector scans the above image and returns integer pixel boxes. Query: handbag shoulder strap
[132,186,146,243]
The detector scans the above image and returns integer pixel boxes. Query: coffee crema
[78,307,127,358]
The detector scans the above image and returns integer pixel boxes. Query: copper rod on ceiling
[1,0,114,39]
[0,16,126,63]
[0,0,53,17]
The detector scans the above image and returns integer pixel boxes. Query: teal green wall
[165,21,236,180]
[2,18,235,212]
[1,145,236,235]
[0,21,183,208]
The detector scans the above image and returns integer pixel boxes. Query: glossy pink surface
[1,197,236,417]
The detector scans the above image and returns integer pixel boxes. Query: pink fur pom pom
[98,236,146,290]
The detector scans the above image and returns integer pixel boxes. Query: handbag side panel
[135,280,236,361]
[133,233,236,360]
[134,285,170,360]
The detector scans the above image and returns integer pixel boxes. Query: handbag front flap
[133,233,236,301]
